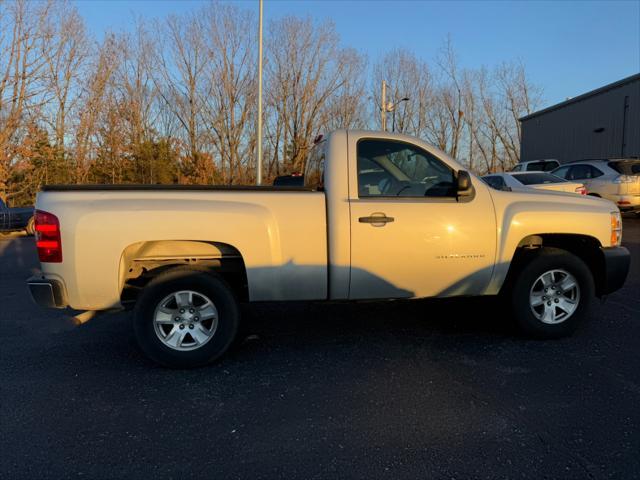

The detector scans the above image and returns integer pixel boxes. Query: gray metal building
[520,73,640,164]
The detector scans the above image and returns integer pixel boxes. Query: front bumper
[27,275,67,308]
[598,246,631,295]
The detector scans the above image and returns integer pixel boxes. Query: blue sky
[75,0,640,110]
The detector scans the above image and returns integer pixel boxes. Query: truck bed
[35,188,328,310]
[41,184,314,192]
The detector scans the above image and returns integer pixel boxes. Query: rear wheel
[134,267,240,368]
[510,248,594,338]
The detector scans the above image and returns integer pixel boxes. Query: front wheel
[133,267,240,368]
[510,248,594,338]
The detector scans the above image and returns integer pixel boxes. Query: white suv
[552,159,640,213]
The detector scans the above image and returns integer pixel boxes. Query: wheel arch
[500,233,607,297]
[119,240,249,307]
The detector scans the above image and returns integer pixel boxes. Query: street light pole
[380,80,386,132]
[392,97,410,133]
[256,0,264,185]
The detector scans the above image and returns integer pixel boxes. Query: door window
[567,165,604,180]
[553,166,570,179]
[357,139,455,197]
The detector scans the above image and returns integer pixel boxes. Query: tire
[25,216,35,236]
[133,267,240,368]
[510,247,594,339]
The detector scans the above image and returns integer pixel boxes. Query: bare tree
[322,48,367,132]
[153,12,208,166]
[200,4,256,183]
[0,0,54,200]
[435,37,465,159]
[42,2,89,151]
[112,21,162,182]
[373,48,433,136]
[266,16,356,173]
[73,34,119,183]
[494,61,542,165]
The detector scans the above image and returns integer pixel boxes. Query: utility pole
[380,80,387,132]
[256,0,264,184]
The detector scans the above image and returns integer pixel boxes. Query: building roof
[519,73,640,122]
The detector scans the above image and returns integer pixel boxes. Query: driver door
[348,138,496,299]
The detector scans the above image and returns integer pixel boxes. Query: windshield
[608,160,640,176]
[513,172,566,185]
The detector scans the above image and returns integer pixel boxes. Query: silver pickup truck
[28,130,630,367]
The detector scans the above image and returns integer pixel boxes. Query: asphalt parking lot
[1,217,639,479]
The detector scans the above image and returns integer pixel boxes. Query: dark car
[273,173,304,187]
[0,198,35,235]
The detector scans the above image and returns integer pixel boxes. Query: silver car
[552,159,640,213]
[482,172,587,195]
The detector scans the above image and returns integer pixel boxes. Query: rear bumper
[598,246,630,295]
[609,194,640,212]
[27,276,67,308]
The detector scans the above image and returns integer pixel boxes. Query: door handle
[358,213,395,226]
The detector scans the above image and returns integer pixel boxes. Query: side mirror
[456,170,474,197]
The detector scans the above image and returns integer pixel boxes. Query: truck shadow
[234,261,513,351]
[228,295,516,366]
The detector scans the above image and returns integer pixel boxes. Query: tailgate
[627,177,640,195]
[609,160,640,194]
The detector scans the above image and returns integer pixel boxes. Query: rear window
[526,160,559,172]
[608,160,640,176]
[514,173,566,185]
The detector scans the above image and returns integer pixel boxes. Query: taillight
[575,186,587,195]
[613,175,634,184]
[35,210,62,263]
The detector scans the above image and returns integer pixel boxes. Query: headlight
[610,211,622,246]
